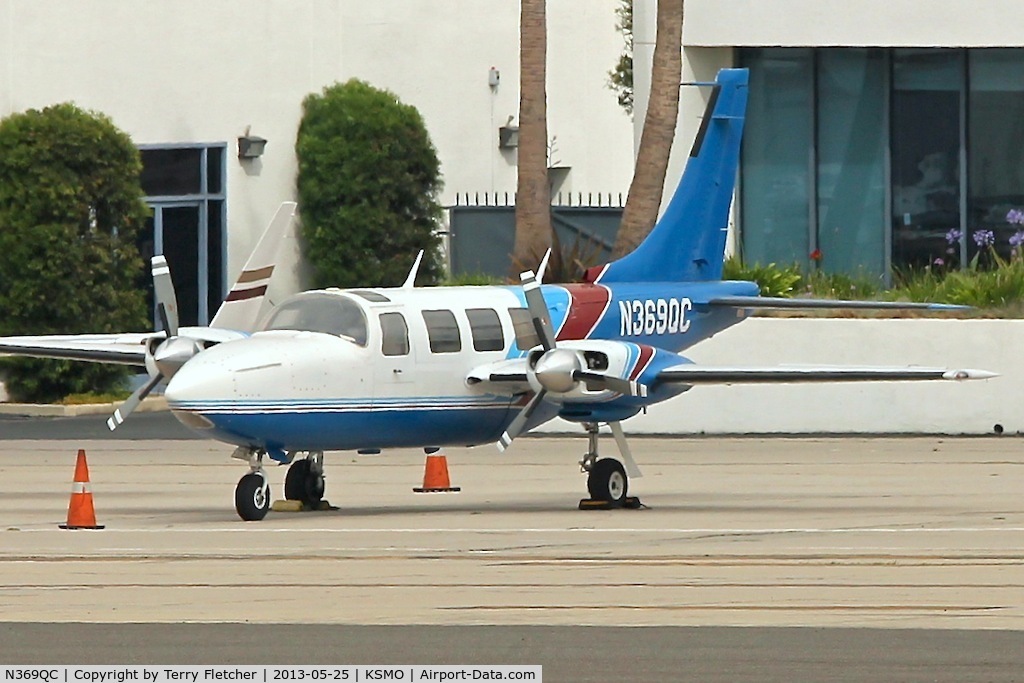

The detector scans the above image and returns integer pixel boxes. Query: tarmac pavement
[0,418,1022,679]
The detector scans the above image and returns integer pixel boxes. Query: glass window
[380,312,409,356]
[140,148,202,196]
[817,49,887,277]
[891,49,964,270]
[263,293,368,345]
[969,49,1024,263]
[740,48,813,269]
[422,310,461,353]
[466,308,504,352]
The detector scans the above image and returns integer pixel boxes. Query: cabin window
[261,292,368,345]
[380,312,410,356]
[422,309,461,353]
[466,308,504,352]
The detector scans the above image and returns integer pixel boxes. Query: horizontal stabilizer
[708,296,969,311]
[656,365,998,385]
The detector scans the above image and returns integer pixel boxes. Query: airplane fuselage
[164,280,759,455]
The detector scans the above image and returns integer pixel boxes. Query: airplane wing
[708,296,968,311]
[0,327,246,367]
[0,333,150,366]
[655,365,997,385]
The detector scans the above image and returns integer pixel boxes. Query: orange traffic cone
[413,449,461,493]
[59,449,104,529]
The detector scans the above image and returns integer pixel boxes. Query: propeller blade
[497,389,547,452]
[520,270,556,351]
[536,248,552,284]
[609,421,643,479]
[107,372,163,431]
[152,255,179,338]
[575,371,648,398]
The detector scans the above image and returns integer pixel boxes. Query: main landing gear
[578,422,642,509]
[284,452,325,508]
[232,449,326,521]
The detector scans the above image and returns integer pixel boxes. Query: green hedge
[0,103,148,402]
[296,79,444,289]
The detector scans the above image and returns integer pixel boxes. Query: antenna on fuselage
[402,250,425,288]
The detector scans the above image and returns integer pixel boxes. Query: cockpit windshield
[261,292,368,345]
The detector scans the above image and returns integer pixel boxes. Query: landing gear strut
[284,452,325,507]
[578,422,641,509]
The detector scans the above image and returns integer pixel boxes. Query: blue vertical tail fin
[590,68,749,284]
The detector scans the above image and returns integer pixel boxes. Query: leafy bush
[297,79,444,289]
[800,269,882,300]
[0,103,148,402]
[723,256,802,297]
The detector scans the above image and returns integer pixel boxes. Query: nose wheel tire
[587,458,628,503]
[235,472,271,521]
[284,457,325,507]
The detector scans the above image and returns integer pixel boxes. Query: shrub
[722,256,802,297]
[296,79,444,289]
[0,103,148,402]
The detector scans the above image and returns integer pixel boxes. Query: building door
[890,50,964,270]
[139,144,226,327]
[143,203,205,328]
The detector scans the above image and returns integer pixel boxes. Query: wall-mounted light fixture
[498,125,519,149]
[238,133,268,159]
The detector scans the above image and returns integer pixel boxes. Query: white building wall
[684,0,1024,48]
[0,0,635,288]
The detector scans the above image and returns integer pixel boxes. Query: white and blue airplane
[0,69,995,520]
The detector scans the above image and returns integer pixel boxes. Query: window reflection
[891,49,963,270]
[969,49,1024,263]
[262,292,368,345]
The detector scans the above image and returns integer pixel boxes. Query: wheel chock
[578,496,643,510]
[271,499,336,512]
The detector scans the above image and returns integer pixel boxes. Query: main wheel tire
[235,472,271,521]
[587,458,628,503]
[284,458,325,506]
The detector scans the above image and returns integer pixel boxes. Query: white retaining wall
[540,318,1019,435]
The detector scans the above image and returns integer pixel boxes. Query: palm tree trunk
[612,0,684,258]
[511,0,553,278]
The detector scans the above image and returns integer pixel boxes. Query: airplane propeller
[107,256,203,431]
[497,270,646,451]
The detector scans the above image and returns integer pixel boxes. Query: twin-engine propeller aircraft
[0,69,995,520]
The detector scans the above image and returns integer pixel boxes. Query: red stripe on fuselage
[629,345,655,381]
[556,284,612,341]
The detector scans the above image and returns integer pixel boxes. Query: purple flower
[945,228,962,244]
[933,257,945,266]
[1007,209,1024,225]
[1010,231,1024,248]
[973,229,995,247]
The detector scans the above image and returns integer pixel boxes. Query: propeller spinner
[107,256,203,431]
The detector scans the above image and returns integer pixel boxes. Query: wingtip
[942,369,999,381]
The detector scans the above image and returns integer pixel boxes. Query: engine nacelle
[526,339,641,400]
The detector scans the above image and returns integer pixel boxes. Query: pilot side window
[380,312,410,356]
[422,309,461,353]
[466,308,505,352]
